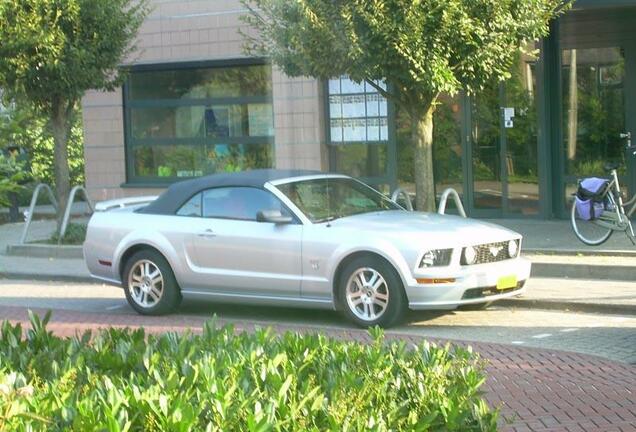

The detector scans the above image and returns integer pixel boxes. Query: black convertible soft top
[139,169,322,215]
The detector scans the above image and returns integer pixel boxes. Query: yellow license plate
[496,275,518,290]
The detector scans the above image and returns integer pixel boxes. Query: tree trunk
[50,101,72,230]
[412,103,436,212]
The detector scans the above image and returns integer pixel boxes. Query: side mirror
[256,209,293,224]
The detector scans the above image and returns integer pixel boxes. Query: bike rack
[390,188,414,211]
[437,188,467,218]
[19,183,58,244]
[58,185,93,243]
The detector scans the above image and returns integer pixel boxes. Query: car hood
[326,210,521,248]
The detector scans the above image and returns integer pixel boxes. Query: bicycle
[570,156,636,246]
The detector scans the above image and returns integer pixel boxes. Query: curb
[5,244,84,259]
[0,272,95,284]
[524,248,636,257]
[530,262,634,281]
[497,298,635,316]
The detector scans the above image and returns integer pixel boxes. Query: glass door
[467,44,541,217]
[556,7,636,217]
[560,46,634,214]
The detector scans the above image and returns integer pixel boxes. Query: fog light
[508,239,518,258]
[463,246,477,265]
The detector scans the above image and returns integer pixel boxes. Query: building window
[124,62,274,183]
[327,76,390,183]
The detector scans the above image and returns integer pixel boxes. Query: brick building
[82,0,636,218]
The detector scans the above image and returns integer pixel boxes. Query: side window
[176,193,202,217]
[202,187,292,221]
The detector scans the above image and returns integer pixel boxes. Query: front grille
[462,240,519,265]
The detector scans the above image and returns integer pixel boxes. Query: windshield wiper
[314,215,339,223]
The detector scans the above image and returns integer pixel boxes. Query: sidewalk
[0,219,90,281]
[489,218,636,254]
[1,219,635,315]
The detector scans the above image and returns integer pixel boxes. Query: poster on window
[248,104,274,137]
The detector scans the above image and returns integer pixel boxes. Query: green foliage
[0,152,29,207]
[243,0,569,210]
[0,100,85,188]
[242,0,568,110]
[0,314,499,431]
[0,0,149,216]
[0,0,149,112]
[47,222,86,245]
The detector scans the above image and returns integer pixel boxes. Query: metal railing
[19,183,58,244]
[437,188,467,218]
[390,188,413,211]
[58,185,93,243]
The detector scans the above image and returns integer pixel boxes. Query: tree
[0,0,148,227]
[242,0,569,211]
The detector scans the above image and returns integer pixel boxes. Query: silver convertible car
[84,169,531,327]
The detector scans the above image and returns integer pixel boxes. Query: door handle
[197,229,216,238]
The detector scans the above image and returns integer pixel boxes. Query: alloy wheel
[128,259,164,308]
[345,267,389,322]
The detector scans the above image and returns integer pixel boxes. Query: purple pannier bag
[575,177,608,221]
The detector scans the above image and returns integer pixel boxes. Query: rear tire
[570,198,613,246]
[337,256,407,328]
[122,249,181,315]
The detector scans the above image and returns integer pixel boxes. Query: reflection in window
[562,47,626,177]
[133,143,273,179]
[332,143,387,178]
[131,104,273,140]
[128,65,271,100]
[125,63,274,182]
[396,94,463,202]
[505,44,540,215]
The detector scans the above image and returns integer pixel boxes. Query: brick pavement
[0,305,634,432]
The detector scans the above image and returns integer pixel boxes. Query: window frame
[122,58,274,186]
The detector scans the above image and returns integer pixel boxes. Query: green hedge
[0,313,498,431]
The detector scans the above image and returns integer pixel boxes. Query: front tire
[122,249,181,315]
[570,198,612,246]
[337,256,407,328]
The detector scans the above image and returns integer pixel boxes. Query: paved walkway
[1,304,634,432]
[489,219,636,253]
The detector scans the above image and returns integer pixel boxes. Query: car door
[181,186,303,297]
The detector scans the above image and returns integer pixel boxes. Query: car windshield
[277,177,400,223]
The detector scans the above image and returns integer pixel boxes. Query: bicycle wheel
[570,198,613,246]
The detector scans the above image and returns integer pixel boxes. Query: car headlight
[419,249,453,268]
[508,239,519,258]
[462,246,477,265]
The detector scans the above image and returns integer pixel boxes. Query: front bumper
[406,257,531,310]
